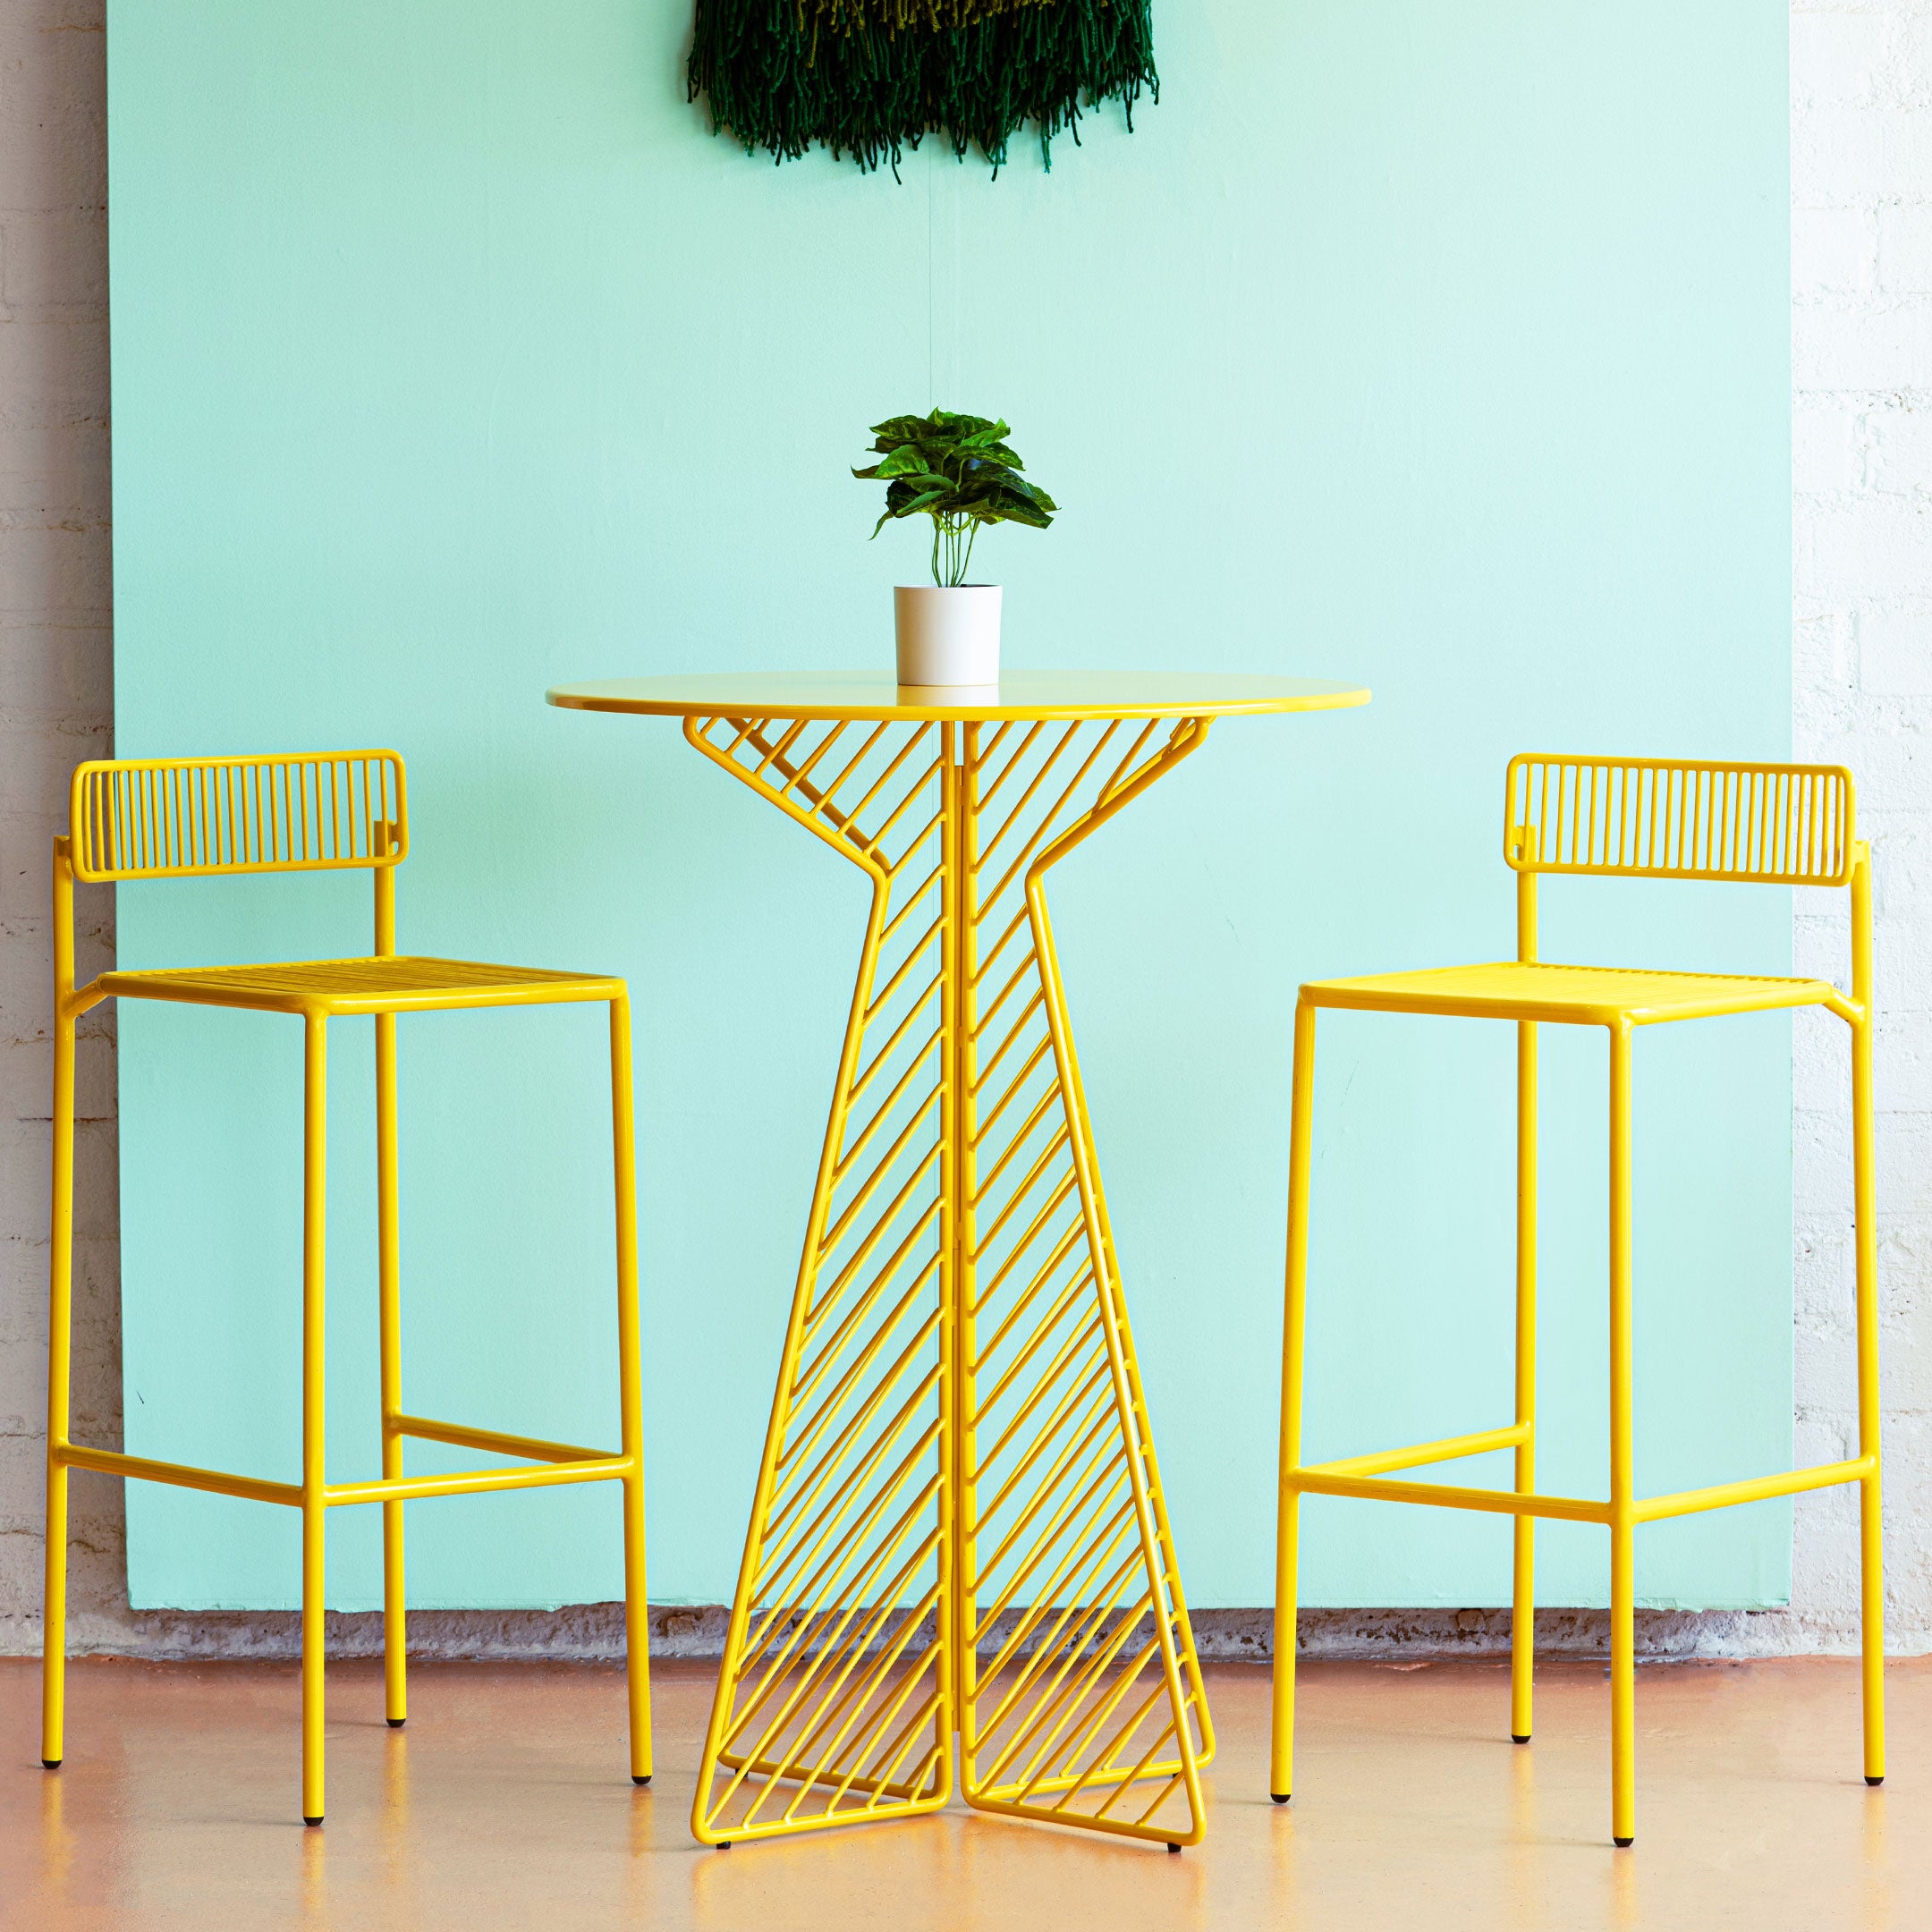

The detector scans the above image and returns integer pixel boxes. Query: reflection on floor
[4,1655,1924,1930]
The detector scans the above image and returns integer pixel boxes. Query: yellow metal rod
[610,993,653,1785]
[374,818,405,1726]
[1270,996,1317,1803]
[1307,1421,1529,1480]
[946,723,969,1743]
[718,1740,936,1807]
[393,1414,616,1464]
[1608,1021,1635,1848]
[963,1792,1189,1852]
[1850,840,1886,1784]
[1287,1469,1614,1525]
[40,841,77,1771]
[302,1013,328,1827]
[324,1456,632,1508]
[1632,1456,1873,1524]
[55,1443,301,1508]
[1513,852,1538,1747]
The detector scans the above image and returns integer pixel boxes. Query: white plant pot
[894,585,1002,688]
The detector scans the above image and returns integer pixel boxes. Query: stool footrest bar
[716,1748,936,1805]
[326,1456,632,1507]
[1287,1469,1612,1525]
[1632,1455,1874,1524]
[390,1412,616,1465]
[1308,1422,1530,1480]
[1290,1453,1877,1530]
[55,1442,302,1508]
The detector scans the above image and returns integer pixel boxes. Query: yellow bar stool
[1269,753,1882,1848]
[40,750,652,1826]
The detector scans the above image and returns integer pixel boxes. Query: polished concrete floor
[3,1654,1924,1930]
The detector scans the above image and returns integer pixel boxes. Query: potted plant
[854,409,1057,686]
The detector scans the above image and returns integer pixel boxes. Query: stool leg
[1512,1018,1538,1744]
[610,996,652,1786]
[1270,999,1317,1804]
[375,1009,407,1728]
[1607,1022,1635,1848]
[41,993,77,1772]
[302,1015,328,1827]
[1851,969,1885,1784]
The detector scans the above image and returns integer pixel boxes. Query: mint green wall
[108,3,1793,1612]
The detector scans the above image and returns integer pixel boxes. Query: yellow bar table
[548,671,1368,1852]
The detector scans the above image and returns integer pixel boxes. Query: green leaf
[857,406,1055,540]
[877,445,941,479]
[869,414,935,445]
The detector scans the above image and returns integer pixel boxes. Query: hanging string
[688,0,1158,176]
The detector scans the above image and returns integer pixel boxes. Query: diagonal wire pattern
[956,718,1214,1847]
[685,708,1215,1850]
[687,715,956,1843]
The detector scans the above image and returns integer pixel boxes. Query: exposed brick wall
[0,3,1926,1662]
[0,0,119,1655]
[1790,0,1932,1654]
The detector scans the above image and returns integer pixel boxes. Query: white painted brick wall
[0,3,1927,1661]
[1791,0,1932,1654]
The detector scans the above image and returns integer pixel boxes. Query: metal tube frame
[40,824,652,1821]
[1269,835,1885,1845]
[684,712,1216,1851]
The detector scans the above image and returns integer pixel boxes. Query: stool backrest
[67,751,408,884]
[1504,754,1857,888]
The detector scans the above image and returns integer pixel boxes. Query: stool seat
[1302,958,1836,1029]
[100,953,623,1018]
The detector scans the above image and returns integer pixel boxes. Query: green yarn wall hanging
[688,0,1157,174]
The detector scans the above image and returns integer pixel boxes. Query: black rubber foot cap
[717,1842,731,1852]
[42,1758,61,1771]
[633,1775,651,1786]
[1270,1792,1290,1805]
[1513,1733,1531,1744]
[1614,1836,1633,1849]
[1868,1775,1885,1786]
[1167,1843,1182,1854]
[387,1717,406,1729]
[304,1817,324,1829]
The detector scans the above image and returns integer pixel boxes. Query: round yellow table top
[545,669,1370,724]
